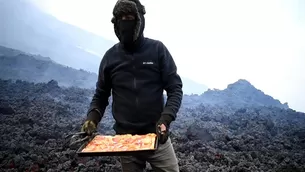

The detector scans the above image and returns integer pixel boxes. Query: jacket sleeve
[158,41,183,123]
[86,53,112,124]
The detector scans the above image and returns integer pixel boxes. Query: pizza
[81,133,157,152]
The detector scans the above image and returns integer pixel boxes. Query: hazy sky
[31,0,305,112]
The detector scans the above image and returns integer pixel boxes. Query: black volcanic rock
[0,79,305,171]
[0,103,15,115]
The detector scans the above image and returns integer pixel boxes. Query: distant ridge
[182,79,289,109]
[0,46,98,89]
[0,46,208,94]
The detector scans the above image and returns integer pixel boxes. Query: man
[81,0,183,171]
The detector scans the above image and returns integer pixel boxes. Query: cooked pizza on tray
[81,133,157,152]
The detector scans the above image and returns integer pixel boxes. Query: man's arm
[86,54,112,125]
[158,41,183,127]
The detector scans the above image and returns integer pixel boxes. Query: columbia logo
[143,62,154,64]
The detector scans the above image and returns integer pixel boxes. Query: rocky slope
[0,46,98,89]
[0,79,304,172]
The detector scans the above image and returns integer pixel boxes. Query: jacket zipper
[133,75,139,108]
[132,56,139,109]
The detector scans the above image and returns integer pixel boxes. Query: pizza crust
[81,133,157,152]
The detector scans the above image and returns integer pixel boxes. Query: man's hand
[81,120,97,135]
[159,124,167,133]
[156,121,170,144]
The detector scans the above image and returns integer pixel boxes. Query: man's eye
[121,15,135,20]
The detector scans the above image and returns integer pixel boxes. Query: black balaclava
[111,0,146,51]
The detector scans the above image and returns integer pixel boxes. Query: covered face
[111,0,146,46]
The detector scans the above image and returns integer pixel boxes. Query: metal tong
[62,131,100,150]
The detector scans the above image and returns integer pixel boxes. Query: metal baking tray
[76,134,159,157]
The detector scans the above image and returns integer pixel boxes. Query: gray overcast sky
[31,0,305,112]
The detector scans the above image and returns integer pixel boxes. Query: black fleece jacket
[87,37,183,134]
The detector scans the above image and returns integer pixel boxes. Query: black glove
[156,114,173,144]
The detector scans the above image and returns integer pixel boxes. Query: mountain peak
[200,79,289,109]
[227,79,255,90]
[235,79,252,85]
